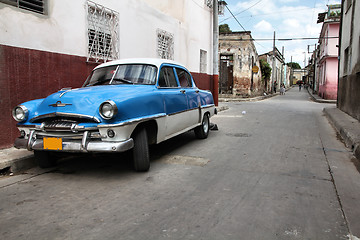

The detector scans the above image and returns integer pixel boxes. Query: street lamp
[218,1,227,15]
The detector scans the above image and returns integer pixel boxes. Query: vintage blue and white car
[12,58,216,171]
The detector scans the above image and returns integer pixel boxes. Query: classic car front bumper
[14,130,134,153]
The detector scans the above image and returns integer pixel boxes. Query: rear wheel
[34,150,57,168]
[195,113,210,139]
[132,128,150,172]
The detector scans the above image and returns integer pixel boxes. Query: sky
[219,0,341,67]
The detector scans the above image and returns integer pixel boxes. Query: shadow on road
[50,131,198,175]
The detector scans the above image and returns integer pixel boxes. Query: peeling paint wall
[219,32,263,97]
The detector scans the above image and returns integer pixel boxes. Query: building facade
[338,0,360,121]
[292,69,307,85]
[219,31,263,97]
[316,4,340,100]
[259,48,286,93]
[0,0,216,149]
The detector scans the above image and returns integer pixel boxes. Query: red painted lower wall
[0,44,217,149]
[0,44,98,149]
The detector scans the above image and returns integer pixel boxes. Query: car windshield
[84,64,157,86]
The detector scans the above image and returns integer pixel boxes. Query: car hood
[32,85,155,123]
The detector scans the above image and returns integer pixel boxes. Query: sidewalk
[219,91,281,102]
[323,107,360,161]
[307,88,337,104]
[306,88,360,159]
[0,147,34,174]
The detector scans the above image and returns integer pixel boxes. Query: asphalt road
[0,88,357,239]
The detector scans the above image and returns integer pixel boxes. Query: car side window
[176,68,192,88]
[158,67,178,87]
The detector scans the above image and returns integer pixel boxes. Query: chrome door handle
[180,90,186,94]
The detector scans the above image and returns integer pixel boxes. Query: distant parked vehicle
[12,58,216,171]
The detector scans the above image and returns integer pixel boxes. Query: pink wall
[327,24,340,56]
[318,22,339,100]
[318,57,338,100]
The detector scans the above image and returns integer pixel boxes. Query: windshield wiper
[112,78,133,84]
[87,79,111,86]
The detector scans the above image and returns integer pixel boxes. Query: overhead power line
[220,0,263,23]
[219,36,339,41]
[225,5,247,32]
[223,5,267,50]
[220,7,316,21]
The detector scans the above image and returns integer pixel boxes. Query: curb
[307,89,336,104]
[0,148,35,173]
[219,91,282,103]
[323,107,360,160]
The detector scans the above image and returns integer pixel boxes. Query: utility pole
[281,46,284,87]
[271,31,276,93]
[290,56,293,86]
[213,0,219,106]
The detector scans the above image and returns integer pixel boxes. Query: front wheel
[34,150,57,168]
[132,128,150,172]
[194,113,210,139]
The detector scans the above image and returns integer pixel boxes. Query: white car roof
[93,58,186,70]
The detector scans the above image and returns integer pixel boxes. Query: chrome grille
[44,119,77,131]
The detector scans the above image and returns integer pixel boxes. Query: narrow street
[0,88,358,239]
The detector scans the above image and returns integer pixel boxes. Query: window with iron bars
[86,0,119,63]
[0,0,46,14]
[157,29,174,60]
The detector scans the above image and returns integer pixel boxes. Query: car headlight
[99,100,118,120]
[12,105,29,122]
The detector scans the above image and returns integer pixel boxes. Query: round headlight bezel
[12,105,29,122]
[99,100,118,120]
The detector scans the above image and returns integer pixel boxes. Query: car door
[175,67,200,127]
[157,65,189,138]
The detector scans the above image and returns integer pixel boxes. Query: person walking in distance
[274,81,277,93]
[280,83,285,95]
[299,82,302,91]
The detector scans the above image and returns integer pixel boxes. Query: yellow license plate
[43,137,63,150]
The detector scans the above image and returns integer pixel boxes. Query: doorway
[219,55,234,94]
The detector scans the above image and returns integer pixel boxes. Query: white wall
[339,1,360,76]
[0,0,87,56]
[0,0,213,74]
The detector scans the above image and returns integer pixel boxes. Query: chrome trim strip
[16,124,36,128]
[27,130,35,151]
[30,112,101,123]
[200,104,215,109]
[59,89,73,98]
[99,113,166,128]
[81,131,90,150]
[168,107,199,116]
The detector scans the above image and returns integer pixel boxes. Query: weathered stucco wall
[338,0,360,121]
[219,32,263,97]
